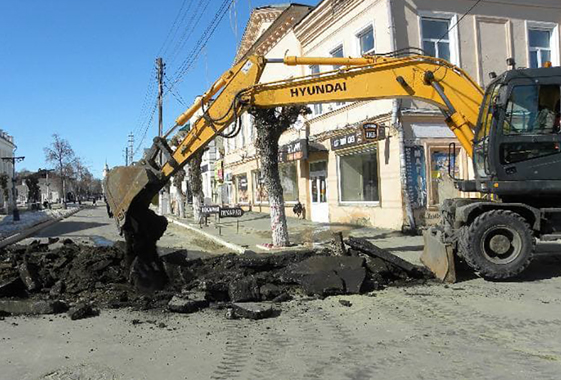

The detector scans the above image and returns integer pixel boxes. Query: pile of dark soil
[0,237,431,318]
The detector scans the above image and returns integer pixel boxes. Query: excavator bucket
[421,228,457,283]
[104,165,162,229]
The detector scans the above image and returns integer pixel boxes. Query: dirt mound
[0,237,431,318]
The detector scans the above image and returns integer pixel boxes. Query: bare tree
[169,132,188,218]
[44,134,75,208]
[188,150,205,223]
[249,106,310,247]
[70,157,95,201]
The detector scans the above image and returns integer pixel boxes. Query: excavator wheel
[459,210,534,280]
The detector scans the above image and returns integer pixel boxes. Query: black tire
[459,210,534,280]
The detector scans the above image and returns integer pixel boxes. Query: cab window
[476,84,501,142]
[503,84,560,135]
[500,84,561,165]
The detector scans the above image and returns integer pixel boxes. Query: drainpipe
[386,0,416,232]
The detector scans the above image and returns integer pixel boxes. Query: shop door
[310,161,329,223]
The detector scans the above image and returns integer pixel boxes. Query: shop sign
[219,207,244,218]
[201,205,220,215]
[201,205,245,218]
[362,122,386,141]
[330,131,363,151]
[279,139,308,162]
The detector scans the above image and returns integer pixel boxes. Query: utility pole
[125,147,129,166]
[156,57,166,215]
[156,58,165,146]
[128,132,134,165]
[1,156,25,221]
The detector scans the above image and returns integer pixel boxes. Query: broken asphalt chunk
[231,302,275,320]
[68,303,99,320]
[0,299,68,315]
[282,256,365,297]
[228,276,260,302]
[0,276,27,298]
[167,294,208,314]
[19,261,41,291]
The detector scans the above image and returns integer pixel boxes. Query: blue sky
[0,0,316,178]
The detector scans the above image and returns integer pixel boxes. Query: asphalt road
[3,205,561,379]
[23,203,229,258]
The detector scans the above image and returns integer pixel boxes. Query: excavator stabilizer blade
[104,165,161,229]
[421,228,456,283]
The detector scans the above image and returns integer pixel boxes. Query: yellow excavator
[105,52,561,288]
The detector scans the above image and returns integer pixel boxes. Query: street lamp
[1,156,25,221]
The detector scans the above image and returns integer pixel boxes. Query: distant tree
[248,106,310,247]
[91,178,103,194]
[0,173,9,206]
[44,134,75,207]
[25,174,40,205]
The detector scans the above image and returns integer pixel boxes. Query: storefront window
[252,170,268,203]
[339,149,379,202]
[279,163,299,202]
[235,174,249,204]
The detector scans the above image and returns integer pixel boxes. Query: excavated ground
[0,236,431,319]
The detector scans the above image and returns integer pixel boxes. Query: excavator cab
[467,66,561,199]
[423,65,561,282]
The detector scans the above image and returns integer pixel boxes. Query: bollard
[237,220,239,234]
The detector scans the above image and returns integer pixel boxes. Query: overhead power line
[169,0,234,87]
[167,0,213,65]
[157,0,193,58]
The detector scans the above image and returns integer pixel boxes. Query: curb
[167,217,247,254]
[0,207,82,249]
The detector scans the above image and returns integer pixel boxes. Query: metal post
[1,156,24,221]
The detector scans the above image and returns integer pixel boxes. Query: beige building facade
[220,0,561,230]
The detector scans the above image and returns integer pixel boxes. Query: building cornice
[294,0,373,49]
[235,4,312,63]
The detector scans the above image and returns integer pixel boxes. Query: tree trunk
[261,150,290,246]
[173,169,187,219]
[188,150,205,222]
[250,106,310,247]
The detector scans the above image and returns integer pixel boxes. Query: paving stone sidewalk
[167,206,425,265]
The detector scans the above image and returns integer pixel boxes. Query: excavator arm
[162,55,482,180]
[103,53,484,289]
[105,53,483,230]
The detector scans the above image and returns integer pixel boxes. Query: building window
[339,149,379,202]
[330,45,344,69]
[529,29,552,68]
[357,25,374,55]
[330,45,345,107]
[234,174,249,204]
[421,17,451,61]
[279,163,299,202]
[310,65,323,115]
